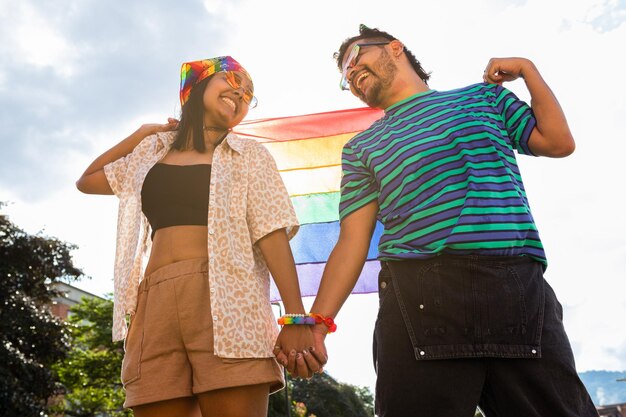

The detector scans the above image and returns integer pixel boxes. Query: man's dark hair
[334,25,430,84]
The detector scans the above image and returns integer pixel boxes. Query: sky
[1,0,625,398]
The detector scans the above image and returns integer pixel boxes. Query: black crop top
[141,164,211,238]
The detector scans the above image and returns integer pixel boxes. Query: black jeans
[373,255,597,417]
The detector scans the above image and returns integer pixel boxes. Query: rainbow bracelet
[277,314,316,326]
[277,313,337,333]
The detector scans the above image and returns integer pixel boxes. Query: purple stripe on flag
[270,260,381,302]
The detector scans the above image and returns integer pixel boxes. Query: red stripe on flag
[233,107,383,142]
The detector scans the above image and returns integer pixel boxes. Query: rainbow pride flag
[234,108,384,301]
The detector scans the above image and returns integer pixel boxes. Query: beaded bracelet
[277,313,337,333]
[277,313,316,325]
[310,313,337,333]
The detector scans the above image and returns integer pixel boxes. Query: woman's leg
[196,383,271,417]
[132,396,202,417]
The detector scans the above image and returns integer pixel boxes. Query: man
[294,25,597,417]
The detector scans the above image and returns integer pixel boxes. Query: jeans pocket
[480,260,545,347]
[386,257,546,359]
[377,263,394,314]
[414,262,472,343]
[387,259,474,359]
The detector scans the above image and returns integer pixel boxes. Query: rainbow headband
[179,56,252,106]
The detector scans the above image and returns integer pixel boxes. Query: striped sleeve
[338,140,378,221]
[494,85,537,156]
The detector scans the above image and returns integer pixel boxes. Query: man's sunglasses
[340,41,390,91]
[224,71,258,108]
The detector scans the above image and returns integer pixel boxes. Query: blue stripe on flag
[289,221,383,264]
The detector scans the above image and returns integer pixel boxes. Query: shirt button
[419,351,425,356]
[210,287,216,293]
[213,315,218,321]
[419,304,424,310]
[209,258,215,265]
[380,281,387,289]
[208,228,215,235]
[531,349,537,354]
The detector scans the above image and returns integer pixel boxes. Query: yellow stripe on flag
[281,165,342,196]
[265,133,356,171]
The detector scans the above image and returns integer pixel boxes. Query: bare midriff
[144,225,208,276]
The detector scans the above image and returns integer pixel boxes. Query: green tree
[268,372,374,417]
[51,296,131,417]
[0,207,83,417]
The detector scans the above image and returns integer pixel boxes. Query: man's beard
[360,48,398,108]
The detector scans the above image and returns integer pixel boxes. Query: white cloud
[586,0,626,32]
[2,2,78,78]
[202,0,238,16]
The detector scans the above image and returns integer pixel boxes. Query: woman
[76,56,323,417]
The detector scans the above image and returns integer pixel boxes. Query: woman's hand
[138,118,179,136]
[76,117,179,195]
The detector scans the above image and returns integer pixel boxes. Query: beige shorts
[121,258,284,408]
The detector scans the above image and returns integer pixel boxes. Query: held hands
[274,323,328,379]
[482,57,537,85]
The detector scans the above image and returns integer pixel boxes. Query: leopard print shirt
[104,131,299,358]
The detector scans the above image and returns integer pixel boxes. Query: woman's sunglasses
[224,71,258,108]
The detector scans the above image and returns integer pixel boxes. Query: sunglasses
[340,41,390,90]
[224,71,258,108]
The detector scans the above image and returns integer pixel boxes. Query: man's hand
[482,57,575,157]
[483,57,536,85]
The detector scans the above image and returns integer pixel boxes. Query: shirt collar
[222,132,245,154]
[155,131,177,152]
[384,89,437,116]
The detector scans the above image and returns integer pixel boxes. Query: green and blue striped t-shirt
[339,83,546,264]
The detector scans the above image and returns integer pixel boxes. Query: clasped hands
[273,323,328,379]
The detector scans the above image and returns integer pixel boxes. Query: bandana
[179,56,252,106]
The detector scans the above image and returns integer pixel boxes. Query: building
[50,282,104,320]
[598,403,626,417]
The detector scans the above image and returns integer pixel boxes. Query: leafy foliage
[51,296,131,417]
[0,208,82,417]
[269,372,374,417]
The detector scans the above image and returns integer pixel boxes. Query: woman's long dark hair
[171,75,214,152]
